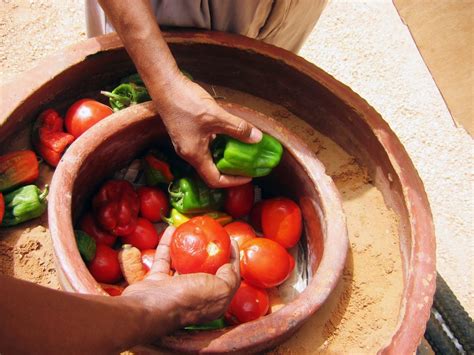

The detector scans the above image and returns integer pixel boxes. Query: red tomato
[80,212,117,247]
[65,99,113,138]
[122,218,160,250]
[240,238,293,288]
[88,244,122,283]
[224,182,254,218]
[170,216,231,274]
[227,281,270,323]
[141,249,156,272]
[224,221,256,249]
[137,186,169,223]
[101,283,124,296]
[0,193,4,224]
[261,198,302,249]
[249,200,266,232]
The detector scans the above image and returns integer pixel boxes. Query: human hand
[154,74,262,188]
[122,226,241,329]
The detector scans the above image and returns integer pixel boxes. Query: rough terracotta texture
[1,0,470,317]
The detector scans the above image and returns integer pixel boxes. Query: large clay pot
[0,32,435,354]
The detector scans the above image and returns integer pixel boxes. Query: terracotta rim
[0,31,436,353]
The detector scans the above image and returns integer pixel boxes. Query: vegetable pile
[0,71,304,330]
[74,138,302,329]
[0,150,46,226]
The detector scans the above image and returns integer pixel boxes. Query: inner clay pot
[48,101,348,353]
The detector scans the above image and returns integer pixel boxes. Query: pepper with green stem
[101,83,151,111]
[1,185,48,226]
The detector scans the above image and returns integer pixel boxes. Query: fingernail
[250,128,263,143]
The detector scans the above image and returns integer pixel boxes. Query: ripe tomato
[122,218,160,250]
[137,186,169,223]
[261,197,302,249]
[80,212,117,247]
[170,216,231,274]
[249,200,266,232]
[65,99,113,138]
[224,221,256,249]
[88,244,122,283]
[101,283,124,296]
[141,249,156,272]
[227,281,269,323]
[240,238,294,288]
[224,182,254,218]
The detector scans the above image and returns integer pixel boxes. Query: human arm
[0,227,240,354]
[98,0,262,188]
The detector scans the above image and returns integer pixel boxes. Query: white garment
[86,0,327,53]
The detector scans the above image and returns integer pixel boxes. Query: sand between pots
[0,85,403,353]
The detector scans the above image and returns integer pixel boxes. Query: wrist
[117,292,182,344]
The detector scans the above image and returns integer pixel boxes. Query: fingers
[215,110,262,144]
[146,226,175,281]
[195,153,251,188]
[215,240,241,293]
[229,240,241,280]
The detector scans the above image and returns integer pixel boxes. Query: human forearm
[98,0,182,113]
[98,0,262,188]
[0,275,177,353]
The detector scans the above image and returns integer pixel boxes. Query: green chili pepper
[212,134,283,177]
[162,208,190,227]
[75,230,96,262]
[1,185,48,226]
[184,318,225,331]
[169,177,224,214]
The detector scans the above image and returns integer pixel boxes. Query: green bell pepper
[1,185,48,226]
[169,177,224,214]
[212,134,283,177]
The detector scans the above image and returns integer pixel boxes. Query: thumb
[217,110,262,144]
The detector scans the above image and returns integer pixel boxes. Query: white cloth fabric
[86,0,327,53]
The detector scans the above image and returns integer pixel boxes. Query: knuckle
[235,120,251,137]
[175,145,193,159]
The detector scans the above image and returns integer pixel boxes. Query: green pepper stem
[39,185,49,201]
[162,215,173,225]
[100,90,131,105]
[167,183,182,199]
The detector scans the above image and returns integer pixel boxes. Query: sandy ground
[0,0,471,322]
